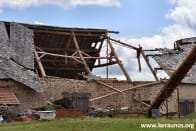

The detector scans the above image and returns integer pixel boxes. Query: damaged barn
[0,21,195,119]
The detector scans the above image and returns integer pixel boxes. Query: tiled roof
[0,88,20,105]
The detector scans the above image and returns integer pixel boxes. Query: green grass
[0,118,195,131]
[185,113,196,119]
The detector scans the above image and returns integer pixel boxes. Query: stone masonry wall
[1,78,195,114]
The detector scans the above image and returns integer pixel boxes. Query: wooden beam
[81,51,91,57]
[141,49,159,81]
[37,51,111,59]
[72,33,92,74]
[39,54,46,59]
[41,58,84,65]
[94,80,122,93]
[23,23,108,33]
[177,88,180,118]
[93,61,117,68]
[90,81,162,101]
[65,35,72,64]
[108,37,138,50]
[44,67,85,71]
[34,48,46,77]
[33,29,105,37]
[37,47,99,53]
[148,46,196,113]
[132,95,150,107]
[107,38,132,82]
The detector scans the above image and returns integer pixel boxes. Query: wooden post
[72,33,92,74]
[65,35,72,64]
[141,49,159,81]
[107,38,132,82]
[177,88,180,118]
[34,48,46,77]
[106,38,109,79]
[165,90,169,118]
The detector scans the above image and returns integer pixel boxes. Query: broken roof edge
[2,21,119,34]
[152,43,196,84]
[176,37,196,44]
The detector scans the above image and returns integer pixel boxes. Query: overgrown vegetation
[0,118,195,131]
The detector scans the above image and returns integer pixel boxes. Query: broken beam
[148,46,196,113]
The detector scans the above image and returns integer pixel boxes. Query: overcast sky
[0,0,196,81]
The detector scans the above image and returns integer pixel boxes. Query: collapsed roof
[0,22,42,92]
[0,21,123,92]
[20,22,109,79]
[152,37,196,84]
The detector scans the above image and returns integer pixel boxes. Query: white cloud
[112,0,196,81]
[124,0,196,49]
[126,24,196,50]
[34,21,45,25]
[0,0,120,12]
[167,0,196,29]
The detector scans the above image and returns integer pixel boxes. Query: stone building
[0,21,195,116]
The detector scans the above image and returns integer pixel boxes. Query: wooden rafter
[141,49,159,81]
[107,38,132,82]
[71,33,123,92]
[108,37,138,50]
[72,32,92,74]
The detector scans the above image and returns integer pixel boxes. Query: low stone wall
[0,78,195,114]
